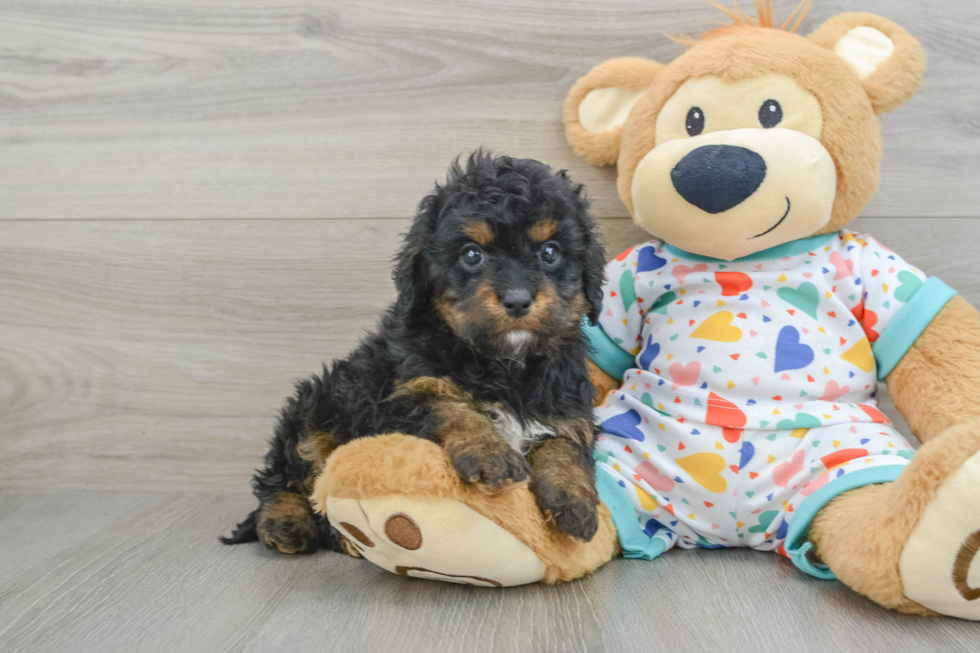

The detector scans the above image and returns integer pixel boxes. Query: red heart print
[715,271,753,297]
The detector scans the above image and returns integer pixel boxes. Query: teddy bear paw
[326,494,547,587]
[900,449,980,620]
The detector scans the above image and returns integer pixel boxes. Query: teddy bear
[312,3,980,619]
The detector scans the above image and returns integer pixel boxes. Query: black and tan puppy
[221,152,607,555]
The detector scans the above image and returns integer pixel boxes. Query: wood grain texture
[0,216,975,493]
[1,0,979,220]
[3,0,980,643]
[0,491,977,653]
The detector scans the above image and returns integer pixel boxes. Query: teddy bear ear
[809,12,926,115]
[564,57,664,166]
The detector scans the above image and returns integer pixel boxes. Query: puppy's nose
[671,144,766,214]
[501,289,533,318]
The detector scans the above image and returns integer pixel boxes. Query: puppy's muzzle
[501,289,533,318]
[671,144,767,214]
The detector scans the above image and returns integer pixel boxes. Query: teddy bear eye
[686,107,705,136]
[759,99,782,128]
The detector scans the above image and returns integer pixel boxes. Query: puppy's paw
[447,438,531,488]
[257,492,317,554]
[533,478,599,542]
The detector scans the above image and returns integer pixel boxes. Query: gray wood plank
[0,491,978,653]
[1,0,978,220]
[0,216,977,493]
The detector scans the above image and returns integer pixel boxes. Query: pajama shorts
[594,414,914,579]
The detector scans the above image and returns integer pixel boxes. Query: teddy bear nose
[671,144,767,214]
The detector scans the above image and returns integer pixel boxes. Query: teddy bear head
[564,3,926,261]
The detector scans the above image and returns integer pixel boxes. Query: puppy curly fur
[221,151,607,552]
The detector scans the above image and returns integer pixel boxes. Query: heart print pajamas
[583,230,957,578]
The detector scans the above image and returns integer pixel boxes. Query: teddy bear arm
[886,295,980,443]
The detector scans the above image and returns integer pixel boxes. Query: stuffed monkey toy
[313,3,980,620]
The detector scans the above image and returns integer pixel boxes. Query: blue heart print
[636,246,666,272]
[739,441,755,469]
[774,326,814,372]
[638,336,660,370]
[775,518,789,540]
[643,518,668,537]
[599,409,645,442]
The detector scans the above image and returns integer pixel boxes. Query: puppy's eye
[686,107,704,136]
[460,245,485,269]
[539,242,561,266]
[759,99,782,128]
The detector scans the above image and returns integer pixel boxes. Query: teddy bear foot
[900,447,980,620]
[326,494,546,586]
[310,433,619,587]
[811,419,980,619]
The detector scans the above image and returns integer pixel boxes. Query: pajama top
[583,230,957,578]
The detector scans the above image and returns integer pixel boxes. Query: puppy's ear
[582,230,607,326]
[564,57,663,166]
[809,13,926,114]
[394,196,437,327]
[560,173,607,325]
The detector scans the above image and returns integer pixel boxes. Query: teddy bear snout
[670,144,767,215]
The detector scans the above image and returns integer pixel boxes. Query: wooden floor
[1,491,979,653]
[2,1,980,651]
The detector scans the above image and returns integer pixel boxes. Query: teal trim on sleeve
[663,232,835,263]
[582,319,634,380]
[785,465,907,580]
[595,466,667,561]
[873,277,957,380]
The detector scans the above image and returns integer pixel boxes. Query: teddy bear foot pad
[900,449,980,620]
[328,495,547,587]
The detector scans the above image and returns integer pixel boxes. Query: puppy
[221,151,607,555]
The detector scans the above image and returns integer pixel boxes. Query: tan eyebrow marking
[463,221,493,245]
[529,219,558,242]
